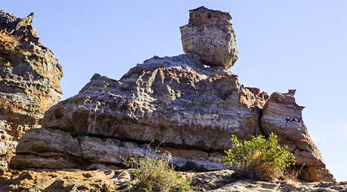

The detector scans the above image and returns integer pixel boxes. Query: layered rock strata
[260,91,334,182]
[10,54,267,172]
[0,11,63,170]
[180,6,238,69]
[9,7,333,182]
[10,55,332,181]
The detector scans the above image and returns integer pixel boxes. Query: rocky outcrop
[260,91,334,182]
[180,6,238,69]
[8,7,333,182]
[10,54,267,172]
[0,11,63,170]
[9,56,333,181]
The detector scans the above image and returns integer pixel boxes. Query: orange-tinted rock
[300,166,318,182]
[246,87,261,95]
[0,11,63,170]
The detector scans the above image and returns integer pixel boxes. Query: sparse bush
[126,154,191,192]
[221,133,295,181]
[283,164,304,181]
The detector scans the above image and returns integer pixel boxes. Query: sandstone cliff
[0,11,63,170]
[9,7,334,182]
[10,54,266,171]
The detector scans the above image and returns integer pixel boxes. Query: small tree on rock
[221,133,295,181]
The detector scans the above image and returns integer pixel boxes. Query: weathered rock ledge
[10,54,266,172]
[10,54,333,181]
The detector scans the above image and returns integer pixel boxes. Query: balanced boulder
[180,6,238,69]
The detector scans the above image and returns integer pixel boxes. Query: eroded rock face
[180,6,238,69]
[0,11,63,170]
[9,7,334,182]
[260,91,334,182]
[10,54,266,172]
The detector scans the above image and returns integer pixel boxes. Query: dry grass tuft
[125,153,191,192]
[234,150,284,181]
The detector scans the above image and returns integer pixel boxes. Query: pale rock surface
[180,6,238,68]
[260,91,334,182]
[0,11,63,170]
[0,169,130,191]
[10,54,265,172]
[0,169,346,192]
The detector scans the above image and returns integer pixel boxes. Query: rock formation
[0,11,63,170]
[260,91,334,182]
[10,54,267,172]
[180,7,238,68]
[8,7,334,182]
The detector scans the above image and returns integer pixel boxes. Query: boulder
[180,6,238,69]
[260,90,334,181]
[0,11,63,170]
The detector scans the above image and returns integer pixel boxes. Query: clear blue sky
[3,0,347,181]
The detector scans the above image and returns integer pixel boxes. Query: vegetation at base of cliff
[126,154,191,192]
[221,133,296,181]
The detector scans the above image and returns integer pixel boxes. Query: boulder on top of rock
[8,7,334,182]
[180,6,238,69]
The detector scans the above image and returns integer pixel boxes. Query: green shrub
[221,133,295,181]
[127,154,191,192]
